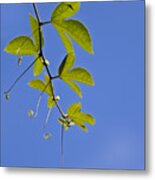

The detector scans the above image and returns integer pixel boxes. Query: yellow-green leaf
[44,74,53,96]
[51,2,80,20]
[62,67,94,86]
[72,119,88,132]
[28,79,45,92]
[29,14,44,51]
[67,102,81,115]
[56,28,74,54]
[71,112,96,125]
[63,78,82,98]
[33,56,44,76]
[28,79,52,96]
[67,102,95,131]
[47,96,56,108]
[58,53,75,75]
[4,36,37,56]
[54,19,93,54]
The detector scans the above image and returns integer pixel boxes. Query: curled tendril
[28,109,34,118]
[43,108,52,129]
[43,132,52,140]
[34,95,42,118]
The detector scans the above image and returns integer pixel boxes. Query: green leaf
[58,53,75,75]
[67,102,81,115]
[33,56,44,76]
[58,54,82,97]
[28,79,52,96]
[71,112,96,125]
[51,2,80,20]
[29,14,44,51]
[4,36,37,56]
[63,78,82,98]
[47,96,56,108]
[53,20,93,54]
[62,67,94,86]
[28,79,45,91]
[58,55,94,97]
[44,74,53,96]
[73,120,88,132]
[56,29,74,54]
[67,102,95,132]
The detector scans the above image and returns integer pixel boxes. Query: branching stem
[40,21,51,26]
[52,75,59,80]
[33,3,65,165]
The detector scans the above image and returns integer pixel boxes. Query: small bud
[5,93,10,100]
[43,132,52,141]
[64,114,69,119]
[55,96,60,101]
[69,122,75,126]
[27,109,34,118]
[18,56,22,66]
[45,59,50,66]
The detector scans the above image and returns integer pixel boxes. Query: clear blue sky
[1,1,144,169]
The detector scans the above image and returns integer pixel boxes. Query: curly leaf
[29,14,44,51]
[51,2,80,20]
[4,36,37,56]
[58,53,75,75]
[61,67,94,86]
[63,78,82,98]
[33,56,44,76]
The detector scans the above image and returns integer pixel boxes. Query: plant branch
[4,56,39,95]
[33,3,65,166]
[32,3,40,23]
[40,21,51,26]
[52,75,59,80]
[32,3,65,118]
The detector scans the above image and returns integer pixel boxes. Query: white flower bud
[55,96,60,101]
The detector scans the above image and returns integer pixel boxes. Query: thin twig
[52,75,59,80]
[40,21,51,26]
[32,3,65,118]
[4,56,39,94]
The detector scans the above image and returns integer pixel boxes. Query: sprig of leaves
[4,2,96,147]
[4,1,96,166]
[51,2,94,55]
[58,53,94,98]
[28,73,57,109]
[58,102,95,132]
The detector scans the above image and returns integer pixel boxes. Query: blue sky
[1,1,144,169]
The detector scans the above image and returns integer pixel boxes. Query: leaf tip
[90,48,94,55]
[4,47,8,53]
[79,93,83,98]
